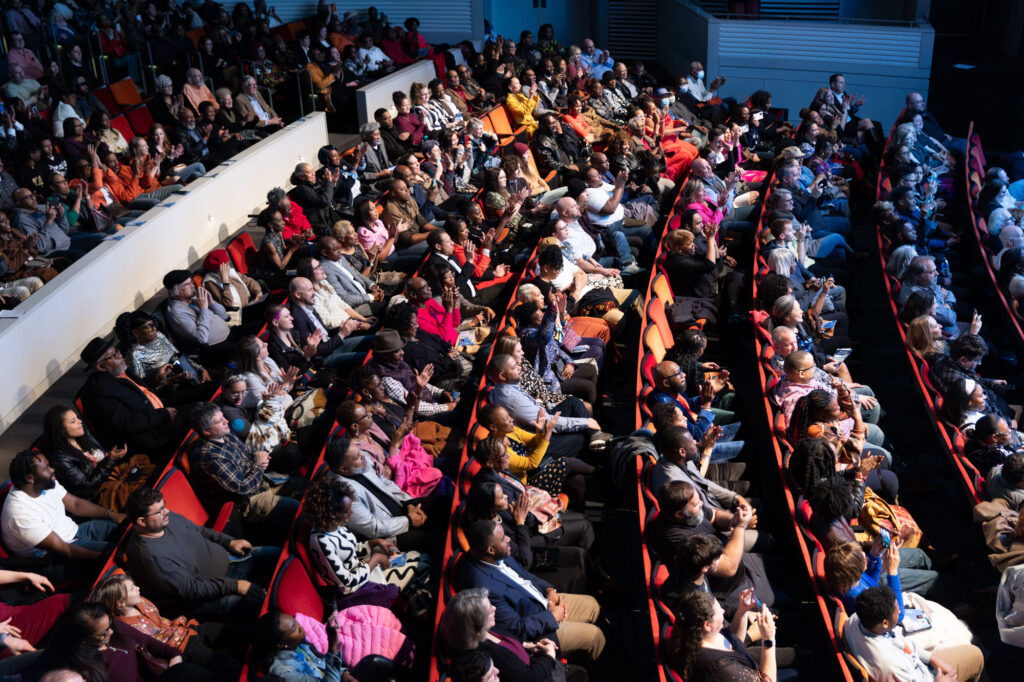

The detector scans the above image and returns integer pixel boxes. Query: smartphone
[879,528,891,548]
[753,111,764,121]
[832,348,853,364]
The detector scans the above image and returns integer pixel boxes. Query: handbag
[135,644,170,680]
[859,487,923,548]
[560,324,583,353]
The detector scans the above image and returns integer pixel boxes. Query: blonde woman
[906,315,947,361]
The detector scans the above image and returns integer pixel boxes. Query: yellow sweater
[505,427,550,483]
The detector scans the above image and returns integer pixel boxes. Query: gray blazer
[321,257,373,308]
[331,468,411,539]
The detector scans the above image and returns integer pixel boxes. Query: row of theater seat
[875,122,987,505]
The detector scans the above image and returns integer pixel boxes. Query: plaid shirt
[191,434,265,503]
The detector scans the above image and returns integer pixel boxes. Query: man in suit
[426,229,506,307]
[324,432,448,551]
[77,336,189,457]
[316,236,385,315]
[285,276,375,371]
[235,75,283,133]
[458,519,605,661]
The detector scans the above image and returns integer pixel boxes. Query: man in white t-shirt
[1,451,124,566]
[565,176,642,275]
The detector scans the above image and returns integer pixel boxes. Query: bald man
[646,360,744,463]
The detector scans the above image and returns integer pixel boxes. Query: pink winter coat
[296,605,413,667]
[387,433,442,498]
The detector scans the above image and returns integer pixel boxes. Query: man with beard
[650,426,760,551]
[647,480,757,594]
[0,450,124,579]
[78,336,189,456]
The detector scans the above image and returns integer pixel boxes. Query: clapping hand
[415,363,435,389]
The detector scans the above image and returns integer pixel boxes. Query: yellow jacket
[505,92,540,136]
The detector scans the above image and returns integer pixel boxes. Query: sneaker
[621,262,642,275]
[589,431,615,451]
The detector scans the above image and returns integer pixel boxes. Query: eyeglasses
[99,348,122,363]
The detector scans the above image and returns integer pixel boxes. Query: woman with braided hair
[785,386,891,466]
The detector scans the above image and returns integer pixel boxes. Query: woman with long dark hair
[667,590,778,682]
[33,602,215,681]
[43,405,152,510]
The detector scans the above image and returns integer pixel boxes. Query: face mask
[697,70,705,80]
[660,98,673,108]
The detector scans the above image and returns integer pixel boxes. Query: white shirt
[493,559,547,606]
[298,302,329,336]
[844,615,934,682]
[680,75,713,102]
[1,481,79,556]
[358,46,390,71]
[249,96,270,122]
[565,220,598,261]
[586,183,624,226]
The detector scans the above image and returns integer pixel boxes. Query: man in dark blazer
[77,336,188,457]
[286,276,374,372]
[426,229,508,307]
[457,519,605,661]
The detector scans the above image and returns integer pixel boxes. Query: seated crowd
[0,4,1013,681]
[625,80,1003,682]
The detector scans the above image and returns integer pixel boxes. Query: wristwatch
[762,639,775,649]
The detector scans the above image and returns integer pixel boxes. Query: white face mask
[697,70,705,80]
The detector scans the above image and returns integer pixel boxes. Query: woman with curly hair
[788,435,897,505]
[667,589,779,682]
[306,469,428,597]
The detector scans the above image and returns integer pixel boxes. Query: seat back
[646,299,674,350]
[290,515,332,591]
[126,104,154,137]
[643,325,666,363]
[93,86,119,114]
[109,77,144,107]
[270,556,324,622]
[154,467,209,526]
[226,232,258,274]
[109,114,135,144]
[650,272,674,305]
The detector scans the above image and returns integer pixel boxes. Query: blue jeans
[72,519,119,554]
[812,214,852,238]
[897,547,938,597]
[69,231,106,252]
[810,232,853,259]
[596,219,636,267]
[192,545,280,621]
[610,221,656,260]
[177,162,207,184]
[710,421,744,463]
[323,333,376,371]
